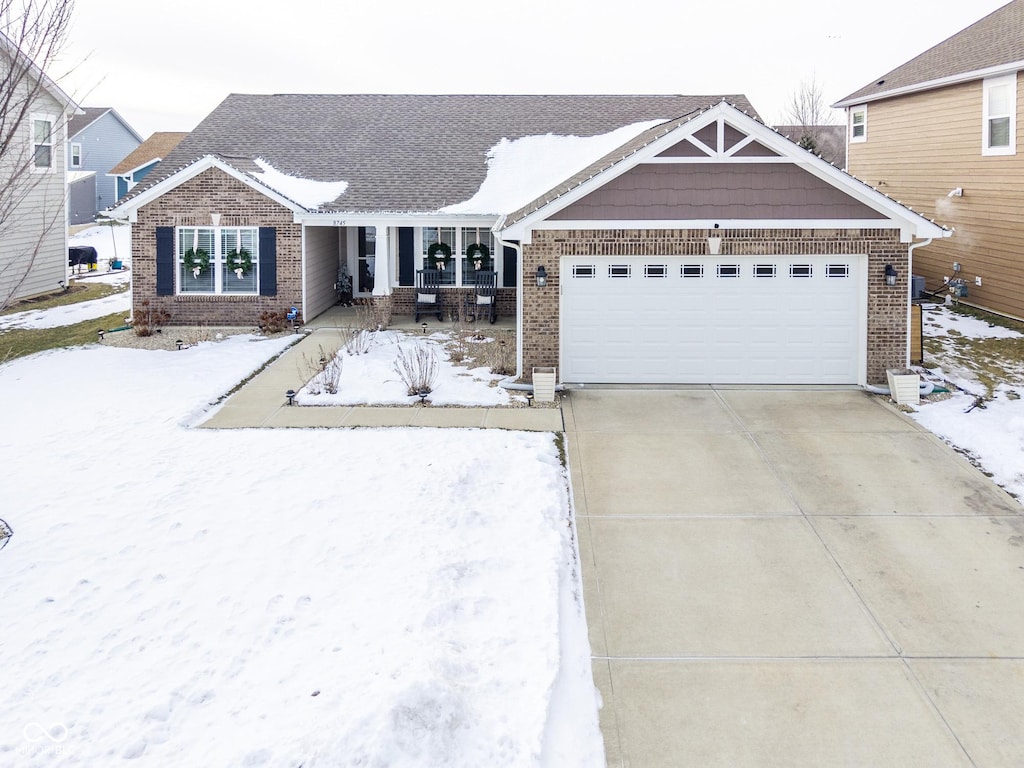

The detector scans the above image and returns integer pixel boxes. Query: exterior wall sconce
[211,213,221,226]
[536,265,548,287]
[707,223,722,255]
[884,264,898,286]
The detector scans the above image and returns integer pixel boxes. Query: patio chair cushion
[417,293,437,303]
[476,295,493,305]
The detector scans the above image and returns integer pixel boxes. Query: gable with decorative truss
[500,101,946,243]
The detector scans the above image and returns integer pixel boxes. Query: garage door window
[572,265,596,278]
[790,264,813,278]
[609,265,631,278]
[717,264,740,278]
[827,264,851,278]
[682,264,704,278]
[645,264,668,278]
[754,264,776,278]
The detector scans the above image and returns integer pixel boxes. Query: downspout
[905,236,933,365]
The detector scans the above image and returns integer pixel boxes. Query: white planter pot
[886,368,921,405]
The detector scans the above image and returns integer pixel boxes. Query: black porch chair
[466,270,498,324]
[414,268,444,322]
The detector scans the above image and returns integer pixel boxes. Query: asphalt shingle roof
[837,0,1024,105]
[129,94,757,213]
[67,107,111,138]
[110,132,188,175]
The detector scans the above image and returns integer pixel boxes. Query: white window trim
[418,226,503,287]
[70,142,82,168]
[176,226,260,295]
[30,112,56,173]
[849,105,867,144]
[982,73,1016,156]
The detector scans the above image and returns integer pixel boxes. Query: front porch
[304,301,516,333]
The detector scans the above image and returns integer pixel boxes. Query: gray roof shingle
[128,94,757,213]
[836,0,1024,105]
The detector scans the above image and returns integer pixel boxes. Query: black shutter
[398,227,415,286]
[155,226,174,295]
[259,227,277,296]
[502,243,518,288]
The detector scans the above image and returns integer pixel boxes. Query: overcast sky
[55,0,1009,138]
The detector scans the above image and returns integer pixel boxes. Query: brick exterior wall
[387,287,516,320]
[132,168,303,327]
[522,228,909,384]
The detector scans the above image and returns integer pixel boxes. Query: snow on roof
[251,158,348,210]
[440,120,666,215]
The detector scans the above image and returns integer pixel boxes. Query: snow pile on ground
[912,303,1024,502]
[0,338,602,767]
[441,120,665,215]
[0,272,130,331]
[69,224,131,266]
[296,330,516,407]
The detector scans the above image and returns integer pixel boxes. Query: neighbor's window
[32,115,54,170]
[849,105,867,143]
[70,142,82,168]
[177,226,259,294]
[983,74,1016,155]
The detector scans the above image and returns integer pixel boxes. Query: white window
[422,226,501,287]
[983,74,1016,156]
[460,226,495,285]
[177,226,259,294]
[849,105,867,143]
[70,142,82,168]
[31,114,55,171]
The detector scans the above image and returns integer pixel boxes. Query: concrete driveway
[563,389,1024,767]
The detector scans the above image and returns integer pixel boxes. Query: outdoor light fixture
[285,389,297,406]
[884,264,898,287]
[176,339,184,350]
[536,265,547,288]
[525,392,535,407]
[211,212,221,226]
[97,329,105,341]
[421,322,428,334]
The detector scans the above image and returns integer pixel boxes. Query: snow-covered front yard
[0,336,602,766]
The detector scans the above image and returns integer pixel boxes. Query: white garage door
[561,256,863,384]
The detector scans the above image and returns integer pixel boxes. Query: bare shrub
[481,331,516,376]
[344,327,372,355]
[354,298,391,331]
[298,344,343,395]
[132,300,171,337]
[258,310,289,334]
[394,342,439,396]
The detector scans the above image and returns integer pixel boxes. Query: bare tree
[0,0,76,310]
[780,75,844,165]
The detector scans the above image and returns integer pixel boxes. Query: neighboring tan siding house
[0,31,79,306]
[836,0,1024,319]
[111,95,947,386]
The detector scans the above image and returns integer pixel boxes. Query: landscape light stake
[526,392,534,407]
[176,339,184,350]
[285,389,297,406]
[97,329,105,342]
[421,322,428,334]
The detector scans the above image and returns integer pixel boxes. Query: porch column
[372,225,392,296]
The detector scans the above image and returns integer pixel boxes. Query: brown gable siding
[846,78,1024,318]
[657,139,710,157]
[692,123,718,148]
[548,163,886,221]
[722,123,748,151]
[732,141,781,157]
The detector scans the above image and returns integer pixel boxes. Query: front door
[355,226,375,295]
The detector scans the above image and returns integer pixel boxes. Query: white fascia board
[110,155,307,223]
[297,212,499,227]
[833,59,1024,108]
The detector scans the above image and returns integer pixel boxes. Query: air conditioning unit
[911,275,926,300]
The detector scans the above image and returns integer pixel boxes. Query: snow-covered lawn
[0,337,601,766]
[911,303,1024,501]
[0,272,130,331]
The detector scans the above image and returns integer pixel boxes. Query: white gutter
[494,215,524,383]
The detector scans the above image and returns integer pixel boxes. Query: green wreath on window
[182,247,210,279]
[465,243,491,269]
[226,248,253,279]
[427,241,452,269]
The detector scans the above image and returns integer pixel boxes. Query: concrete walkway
[564,388,1024,767]
[199,329,562,431]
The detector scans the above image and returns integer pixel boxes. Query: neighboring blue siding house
[110,132,188,202]
[67,107,142,222]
